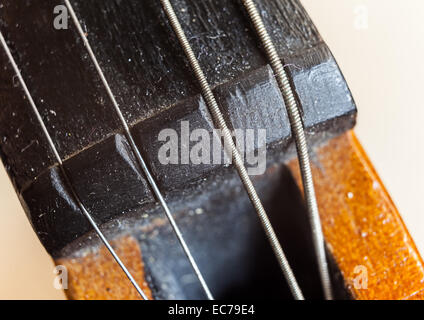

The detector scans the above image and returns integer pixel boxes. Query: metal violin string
[63,0,214,300]
[0,30,149,301]
[240,0,333,300]
[159,0,304,300]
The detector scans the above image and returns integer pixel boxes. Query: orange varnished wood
[55,236,152,300]
[288,131,424,299]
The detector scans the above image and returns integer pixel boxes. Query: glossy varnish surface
[289,131,424,299]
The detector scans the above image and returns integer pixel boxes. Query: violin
[0,0,422,300]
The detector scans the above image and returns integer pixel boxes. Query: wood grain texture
[56,236,152,300]
[288,131,424,300]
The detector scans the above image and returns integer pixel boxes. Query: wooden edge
[288,131,424,299]
[55,236,152,300]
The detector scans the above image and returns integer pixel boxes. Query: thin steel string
[63,0,214,300]
[159,0,304,300]
[0,30,149,301]
[240,0,333,300]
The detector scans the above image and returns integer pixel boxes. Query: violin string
[240,0,333,300]
[0,30,149,301]
[64,0,214,300]
[159,0,304,300]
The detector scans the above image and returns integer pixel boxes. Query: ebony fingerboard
[0,0,356,295]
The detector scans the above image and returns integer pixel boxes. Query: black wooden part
[19,166,91,254]
[0,0,357,298]
[131,93,220,192]
[215,65,291,148]
[0,50,55,191]
[138,165,309,299]
[21,133,155,254]
[285,44,357,130]
[0,0,123,189]
[63,133,154,222]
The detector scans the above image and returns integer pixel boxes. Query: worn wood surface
[289,131,424,300]
[56,236,152,300]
